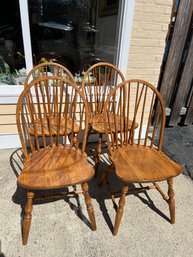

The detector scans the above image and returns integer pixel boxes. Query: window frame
[0,0,135,149]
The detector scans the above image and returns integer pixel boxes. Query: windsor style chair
[103,79,182,235]
[16,76,96,245]
[81,62,126,174]
[25,62,76,84]
[24,62,79,136]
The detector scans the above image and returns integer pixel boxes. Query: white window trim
[0,0,33,97]
[115,0,135,77]
[0,0,135,149]
[19,0,33,73]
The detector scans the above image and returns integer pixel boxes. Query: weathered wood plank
[160,0,193,106]
[184,92,193,125]
[169,33,193,126]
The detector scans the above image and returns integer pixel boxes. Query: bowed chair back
[104,79,166,152]
[23,62,78,138]
[103,79,182,235]
[82,62,125,119]
[25,62,76,85]
[16,76,96,244]
[81,62,125,173]
[18,76,86,153]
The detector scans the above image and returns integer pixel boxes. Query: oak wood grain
[103,79,182,235]
[82,62,125,173]
[16,75,96,244]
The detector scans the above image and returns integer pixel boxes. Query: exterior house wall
[0,85,24,148]
[0,0,173,148]
[0,105,17,133]
[126,0,173,86]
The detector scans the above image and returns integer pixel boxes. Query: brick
[132,21,142,30]
[126,76,159,85]
[126,73,159,85]
[136,0,154,3]
[164,6,173,14]
[161,24,169,31]
[128,54,155,62]
[129,47,148,54]
[153,69,162,75]
[126,69,155,75]
[146,47,165,54]
[129,46,164,55]
[130,38,159,47]
[126,0,171,90]
[132,30,150,39]
[128,61,161,69]
[134,3,144,11]
[152,14,171,23]
[143,4,167,14]
[159,40,166,47]
[149,30,167,39]
[141,22,162,31]
[127,73,158,81]
[155,55,163,62]
[155,0,172,6]
[134,12,153,22]
[129,47,165,55]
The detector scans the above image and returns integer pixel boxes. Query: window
[0,0,25,85]
[0,0,127,86]
[28,0,119,74]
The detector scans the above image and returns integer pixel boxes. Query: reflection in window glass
[28,0,119,74]
[0,0,25,85]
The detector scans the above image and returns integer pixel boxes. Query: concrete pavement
[0,147,193,257]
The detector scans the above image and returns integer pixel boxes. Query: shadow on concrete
[10,143,172,238]
[9,148,24,178]
[10,147,96,239]
[134,187,170,223]
[63,187,93,230]
[90,160,172,231]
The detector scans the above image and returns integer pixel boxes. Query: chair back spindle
[16,76,88,160]
[25,62,76,85]
[103,80,166,155]
[82,62,125,121]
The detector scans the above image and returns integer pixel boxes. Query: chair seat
[92,114,138,134]
[29,116,79,136]
[111,145,182,183]
[18,147,95,190]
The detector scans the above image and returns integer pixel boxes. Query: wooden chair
[16,76,96,245]
[103,79,182,235]
[25,62,76,84]
[24,62,78,137]
[81,62,126,173]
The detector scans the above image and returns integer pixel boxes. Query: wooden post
[169,33,193,126]
[160,0,193,107]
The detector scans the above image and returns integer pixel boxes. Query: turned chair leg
[167,178,175,224]
[95,134,102,176]
[81,183,96,231]
[23,191,34,245]
[113,184,129,236]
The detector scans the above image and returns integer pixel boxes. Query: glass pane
[0,0,25,85]
[28,0,119,75]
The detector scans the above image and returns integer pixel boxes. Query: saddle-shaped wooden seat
[103,79,182,235]
[18,148,94,190]
[16,76,96,245]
